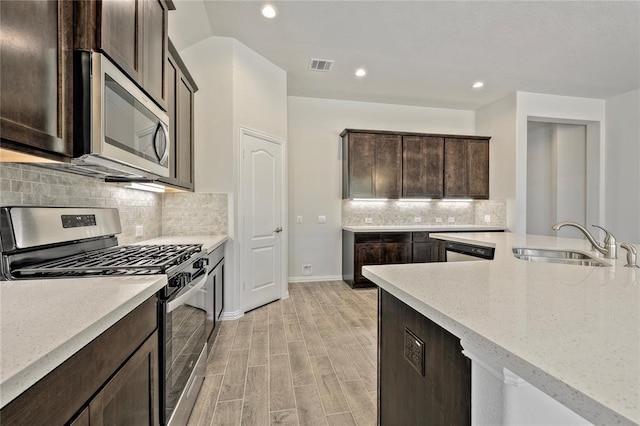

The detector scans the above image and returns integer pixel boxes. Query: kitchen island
[364,232,639,426]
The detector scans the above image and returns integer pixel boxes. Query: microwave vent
[309,58,334,72]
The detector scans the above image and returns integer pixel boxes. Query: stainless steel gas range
[0,206,207,425]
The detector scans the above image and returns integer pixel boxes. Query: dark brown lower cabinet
[378,289,471,425]
[0,297,159,426]
[343,231,444,288]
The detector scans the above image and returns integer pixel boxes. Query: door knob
[274,227,283,233]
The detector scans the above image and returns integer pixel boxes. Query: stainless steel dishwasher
[445,241,495,261]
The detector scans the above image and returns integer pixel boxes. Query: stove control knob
[194,258,209,270]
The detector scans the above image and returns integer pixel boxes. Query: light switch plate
[365,217,373,224]
[296,215,303,224]
[484,215,491,223]
[318,215,326,224]
[434,217,442,223]
[135,225,143,237]
[448,217,455,223]
[413,216,422,223]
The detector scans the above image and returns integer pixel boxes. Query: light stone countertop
[0,275,167,408]
[363,232,639,426]
[136,234,228,253]
[342,224,507,232]
[0,234,227,409]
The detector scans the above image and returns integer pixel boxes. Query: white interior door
[241,129,283,312]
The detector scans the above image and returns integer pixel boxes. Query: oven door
[163,273,207,426]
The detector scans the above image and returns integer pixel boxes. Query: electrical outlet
[434,217,442,223]
[484,214,491,223]
[296,215,303,224]
[318,215,326,224]
[135,225,144,237]
[413,216,422,223]
[302,264,312,276]
[448,217,456,223]
[365,217,373,224]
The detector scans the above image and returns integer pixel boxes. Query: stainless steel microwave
[42,51,170,181]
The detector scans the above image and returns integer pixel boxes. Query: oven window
[165,296,206,417]
[104,75,167,165]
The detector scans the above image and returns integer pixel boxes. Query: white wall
[527,123,587,238]
[526,122,554,236]
[287,96,475,280]
[180,37,287,317]
[515,92,605,234]
[605,89,640,243]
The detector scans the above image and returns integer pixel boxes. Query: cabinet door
[348,133,376,198]
[382,243,411,264]
[89,331,160,426]
[412,242,437,263]
[99,0,142,83]
[176,75,194,188]
[467,139,489,199]
[402,136,444,198]
[142,0,168,108]
[0,0,73,159]
[165,54,178,182]
[375,134,402,198]
[444,138,469,198]
[354,243,382,284]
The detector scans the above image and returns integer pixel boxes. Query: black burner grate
[13,244,203,278]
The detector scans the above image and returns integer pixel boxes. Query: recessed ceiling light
[355,68,367,77]
[261,4,277,19]
[472,81,484,89]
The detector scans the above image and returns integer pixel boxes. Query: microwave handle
[153,122,170,165]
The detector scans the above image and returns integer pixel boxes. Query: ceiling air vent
[309,58,334,72]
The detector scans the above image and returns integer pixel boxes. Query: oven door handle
[167,273,207,313]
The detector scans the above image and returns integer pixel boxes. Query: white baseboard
[288,275,343,283]
[219,310,243,321]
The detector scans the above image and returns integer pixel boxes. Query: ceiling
[168,1,640,110]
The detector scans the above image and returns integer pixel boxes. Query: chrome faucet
[551,222,617,259]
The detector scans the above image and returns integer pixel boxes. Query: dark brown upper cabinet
[444,138,489,199]
[74,0,170,110]
[343,129,490,200]
[159,40,197,191]
[402,136,444,198]
[342,130,402,198]
[0,0,74,161]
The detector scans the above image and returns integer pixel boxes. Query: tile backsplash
[342,199,506,227]
[0,163,228,244]
[162,192,228,236]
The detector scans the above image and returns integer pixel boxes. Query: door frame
[237,126,288,313]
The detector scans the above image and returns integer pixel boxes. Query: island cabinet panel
[378,289,471,425]
[402,136,444,198]
[0,296,159,426]
[444,137,490,199]
[0,0,74,160]
[342,131,402,199]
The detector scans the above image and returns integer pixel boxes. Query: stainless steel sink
[512,247,610,267]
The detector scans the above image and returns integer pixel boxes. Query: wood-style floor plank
[191,281,377,426]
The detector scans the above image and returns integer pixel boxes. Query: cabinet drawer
[380,233,411,243]
[412,232,434,242]
[355,233,382,243]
